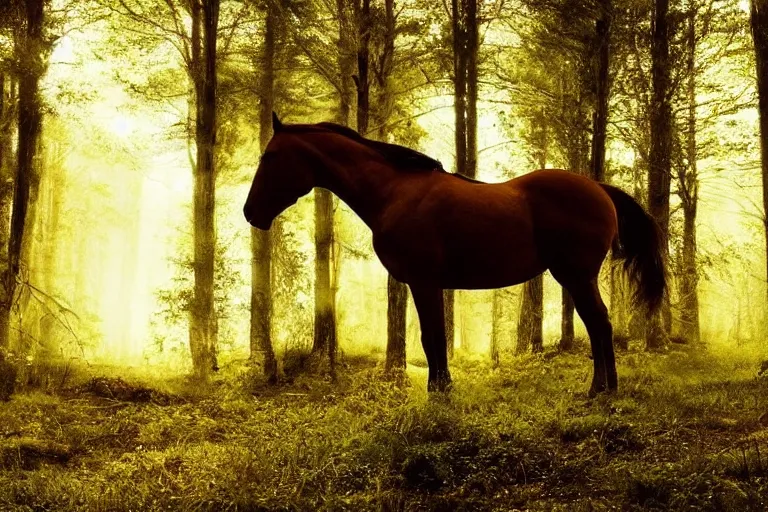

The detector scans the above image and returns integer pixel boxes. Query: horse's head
[244,113,316,230]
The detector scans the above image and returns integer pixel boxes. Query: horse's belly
[436,219,544,289]
[440,240,545,290]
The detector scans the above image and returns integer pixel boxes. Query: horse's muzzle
[247,215,273,231]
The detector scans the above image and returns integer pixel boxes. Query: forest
[0,0,767,510]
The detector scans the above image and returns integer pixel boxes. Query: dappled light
[0,0,767,509]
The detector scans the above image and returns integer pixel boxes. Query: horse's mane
[284,121,445,172]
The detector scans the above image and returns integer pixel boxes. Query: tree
[751,0,768,312]
[106,0,224,379]
[676,0,700,343]
[0,0,47,356]
[590,0,612,183]
[646,0,673,349]
[373,0,409,374]
[516,113,548,354]
[445,0,480,355]
[251,0,278,382]
[188,0,221,379]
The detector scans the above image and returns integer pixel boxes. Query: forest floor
[1,342,768,511]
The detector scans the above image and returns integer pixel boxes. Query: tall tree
[0,72,15,276]
[188,0,220,379]
[646,0,672,349]
[105,0,230,379]
[676,0,699,343]
[446,0,480,354]
[251,0,278,382]
[517,114,548,354]
[311,0,356,379]
[354,0,371,134]
[751,0,768,311]
[0,71,15,360]
[590,0,612,183]
[375,0,408,374]
[0,0,46,353]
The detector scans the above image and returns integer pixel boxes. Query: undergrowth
[1,344,768,511]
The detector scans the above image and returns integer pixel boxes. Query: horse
[244,113,666,397]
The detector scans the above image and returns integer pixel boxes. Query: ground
[1,343,768,511]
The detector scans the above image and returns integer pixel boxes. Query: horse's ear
[272,112,283,133]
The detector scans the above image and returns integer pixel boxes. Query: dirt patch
[0,437,72,470]
[70,377,182,405]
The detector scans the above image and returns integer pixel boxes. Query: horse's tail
[599,183,667,313]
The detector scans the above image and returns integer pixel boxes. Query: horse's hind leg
[409,284,452,392]
[561,278,615,396]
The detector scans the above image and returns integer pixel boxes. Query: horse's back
[512,169,618,277]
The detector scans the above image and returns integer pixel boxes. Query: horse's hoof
[588,383,607,398]
[427,379,453,393]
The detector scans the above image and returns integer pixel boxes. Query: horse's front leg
[409,283,452,392]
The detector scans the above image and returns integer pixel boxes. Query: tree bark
[452,0,468,180]
[189,0,220,380]
[0,74,14,270]
[448,0,479,354]
[590,0,611,183]
[646,0,672,350]
[559,289,574,351]
[376,0,408,372]
[0,0,45,354]
[251,0,277,382]
[313,188,336,366]
[518,116,547,354]
[517,275,543,354]
[751,1,768,314]
[679,0,700,344]
[465,0,478,179]
[386,275,407,372]
[490,289,502,366]
[446,0,466,355]
[312,0,352,375]
[355,0,370,135]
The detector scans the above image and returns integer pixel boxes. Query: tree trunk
[0,0,45,355]
[251,0,277,382]
[375,0,408,372]
[559,289,574,350]
[610,266,629,338]
[590,0,611,183]
[0,74,14,360]
[646,0,672,350]
[446,0,467,356]
[355,0,370,135]
[313,188,336,367]
[0,74,14,270]
[312,0,353,374]
[679,1,700,344]
[448,0,479,355]
[465,0,478,179]
[751,1,768,315]
[189,0,219,380]
[490,289,502,366]
[386,275,407,372]
[517,275,543,354]
[517,117,547,355]
[452,0,468,180]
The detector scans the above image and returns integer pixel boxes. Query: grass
[1,343,768,511]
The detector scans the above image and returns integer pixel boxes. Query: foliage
[153,234,244,355]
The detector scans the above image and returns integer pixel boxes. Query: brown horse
[244,113,666,396]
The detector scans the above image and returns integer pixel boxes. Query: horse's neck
[312,144,394,228]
